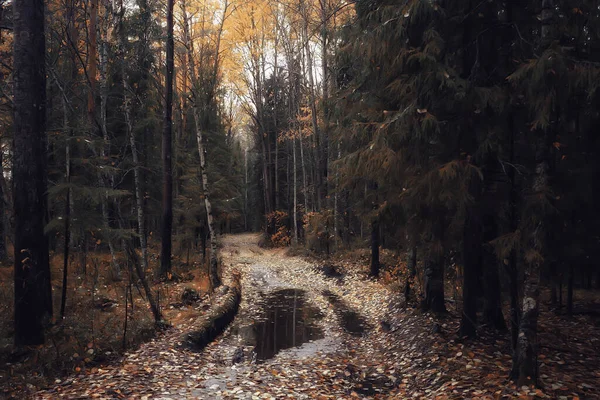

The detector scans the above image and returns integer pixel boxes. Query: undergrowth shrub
[265,211,291,247]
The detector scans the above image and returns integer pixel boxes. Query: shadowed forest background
[1,0,600,398]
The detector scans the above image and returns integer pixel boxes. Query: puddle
[322,290,369,336]
[240,289,324,361]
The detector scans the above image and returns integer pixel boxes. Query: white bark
[181,0,228,288]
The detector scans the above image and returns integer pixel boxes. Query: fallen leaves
[27,234,600,399]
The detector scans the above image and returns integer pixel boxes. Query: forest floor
[13,233,600,399]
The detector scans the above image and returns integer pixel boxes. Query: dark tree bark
[482,249,507,331]
[422,254,446,313]
[422,215,446,313]
[160,0,175,277]
[482,216,507,330]
[512,0,556,386]
[404,244,417,303]
[459,169,482,338]
[13,0,52,345]
[370,219,380,277]
[0,149,7,262]
[60,100,72,320]
[566,263,574,315]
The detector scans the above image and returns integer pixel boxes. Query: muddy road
[37,233,398,399]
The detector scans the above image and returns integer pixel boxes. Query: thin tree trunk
[482,249,507,330]
[98,3,120,279]
[302,25,321,211]
[181,0,222,289]
[273,22,280,212]
[13,0,52,345]
[160,0,175,277]
[370,219,380,277]
[118,0,149,273]
[404,243,417,303]
[244,149,248,231]
[422,217,446,313]
[125,243,162,323]
[319,0,329,210]
[0,148,7,262]
[87,0,98,122]
[299,124,308,213]
[567,264,574,315]
[459,170,482,338]
[60,97,71,319]
[292,138,298,246]
[422,254,446,313]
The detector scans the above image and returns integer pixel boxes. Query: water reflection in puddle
[240,289,324,361]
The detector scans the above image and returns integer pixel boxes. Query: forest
[1,0,599,398]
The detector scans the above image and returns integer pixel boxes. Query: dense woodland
[1,0,600,395]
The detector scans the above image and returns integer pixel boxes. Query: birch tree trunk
[181,0,224,289]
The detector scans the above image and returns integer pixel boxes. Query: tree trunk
[98,4,120,279]
[273,27,280,212]
[513,0,555,385]
[292,138,298,246]
[119,0,149,273]
[186,277,241,349]
[125,243,162,323]
[194,108,222,289]
[370,219,380,277]
[299,124,308,213]
[303,28,321,211]
[459,170,482,338]
[422,218,446,313]
[482,248,507,330]
[181,0,221,289]
[512,160,549,385]
[60,97,72,319]
[13,0,52,345]
[404,244,417,303]
[244,149,248,231]
[422,254,446,313]
[567,263,574,315]
[0,148,7,262]
[160,0,175,277]
[87,0,98,122]
[319,0,330,212]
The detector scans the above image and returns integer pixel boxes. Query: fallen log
[185,274,241,350]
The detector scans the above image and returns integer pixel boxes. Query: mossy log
[185,277,241,349]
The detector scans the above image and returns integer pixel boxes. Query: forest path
[37,233,401,399]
